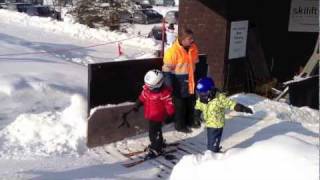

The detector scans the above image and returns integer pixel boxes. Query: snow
[170,94,319,180]
[152,6,178,16]
[89,102,135,117]
[0,3,319,180]
[170,135,318,180]
[0,9,158,65]
[0,95,87,158]
[283,74,318,85]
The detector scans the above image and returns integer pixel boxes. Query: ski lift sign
[288,0,319,32]
[228,20,249,59]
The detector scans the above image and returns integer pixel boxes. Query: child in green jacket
[194,77,253,152]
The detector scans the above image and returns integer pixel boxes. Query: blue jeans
[207,127,223,152]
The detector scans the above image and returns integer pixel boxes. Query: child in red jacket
[134,69,175,159]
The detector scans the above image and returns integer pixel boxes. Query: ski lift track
[106,141,173,178]
[90,146,114,164]
[89,131,216,179]
[121,141,172,179]
[171,133,205,154]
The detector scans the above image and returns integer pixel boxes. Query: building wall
[179,0,228,88]
[252,0,318,82]
[180,0,318,90]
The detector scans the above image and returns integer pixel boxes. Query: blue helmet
[196,77,215,93]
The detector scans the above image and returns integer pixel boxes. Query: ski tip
[122,159,145,168]
[164,154,177,160]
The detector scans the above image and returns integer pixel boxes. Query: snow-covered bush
[70,0,132,30]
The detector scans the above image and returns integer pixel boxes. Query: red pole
[160,18,166,57]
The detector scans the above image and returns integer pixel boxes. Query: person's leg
[173,96,187,130]
[212,128,223,152]
[207,128,223,152]
[159,125,165,148]
[186,95,196,128]
[154,122,163,152]
[207,128,215,151]
[148,121,163,156]
[148,121,157,151]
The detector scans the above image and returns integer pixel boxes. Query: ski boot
[161,139,167,149]
[212,146,223,153]
[144,148,163,160]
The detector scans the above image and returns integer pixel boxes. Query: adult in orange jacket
[162,28,199,133]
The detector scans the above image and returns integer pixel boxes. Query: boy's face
[198,89,216,104]
[199,91,210,104]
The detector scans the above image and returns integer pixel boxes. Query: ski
[163,142,180,147]
[177,146,194,154]
[122,149,177,168]
[121,142,179,158]
[121,149,146,158]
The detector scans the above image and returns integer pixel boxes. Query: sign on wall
[288,0,319,32]
[228,20,249,59]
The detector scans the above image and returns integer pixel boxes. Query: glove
[194,109,202,122]
[164,115,175,124]
[133,106,139,112]
[242,106,253,114]
[234,104,253,114]
[133,100,142,112]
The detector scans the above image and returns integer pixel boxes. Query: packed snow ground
[0,9,159,65]
[170,94,319,180]
[0,5,319,180]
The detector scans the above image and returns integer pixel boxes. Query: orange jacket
[162,40,199,94]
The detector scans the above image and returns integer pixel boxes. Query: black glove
[234,103,253,114]
[133,99,142,112]
[194,109,202,122]
[164,115,175,124]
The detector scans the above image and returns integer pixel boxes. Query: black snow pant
[173,95,196,130]
[148,120,164,152]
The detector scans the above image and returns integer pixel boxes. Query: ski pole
[118,108,134,128]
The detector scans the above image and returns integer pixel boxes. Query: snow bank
[0,75,37,96]
[231,93,319,125]
[153,6,178,16]
[170,135,319,180]
[0,94,87,159]
[170,94,319,180]
[0,9,157,51]
[0,77,18,96]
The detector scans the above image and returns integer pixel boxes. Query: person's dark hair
[179,27,193,41]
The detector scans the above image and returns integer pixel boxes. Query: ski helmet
[144,69,164,89]
[196,77,215,93]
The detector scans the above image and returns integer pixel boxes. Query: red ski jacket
[139,85,175,122]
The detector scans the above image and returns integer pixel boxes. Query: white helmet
[144,69,164,89]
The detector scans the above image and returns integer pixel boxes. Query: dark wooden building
[179,0,319,91]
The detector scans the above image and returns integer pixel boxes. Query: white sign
[288,0,319,32]
[228,20,249,59]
